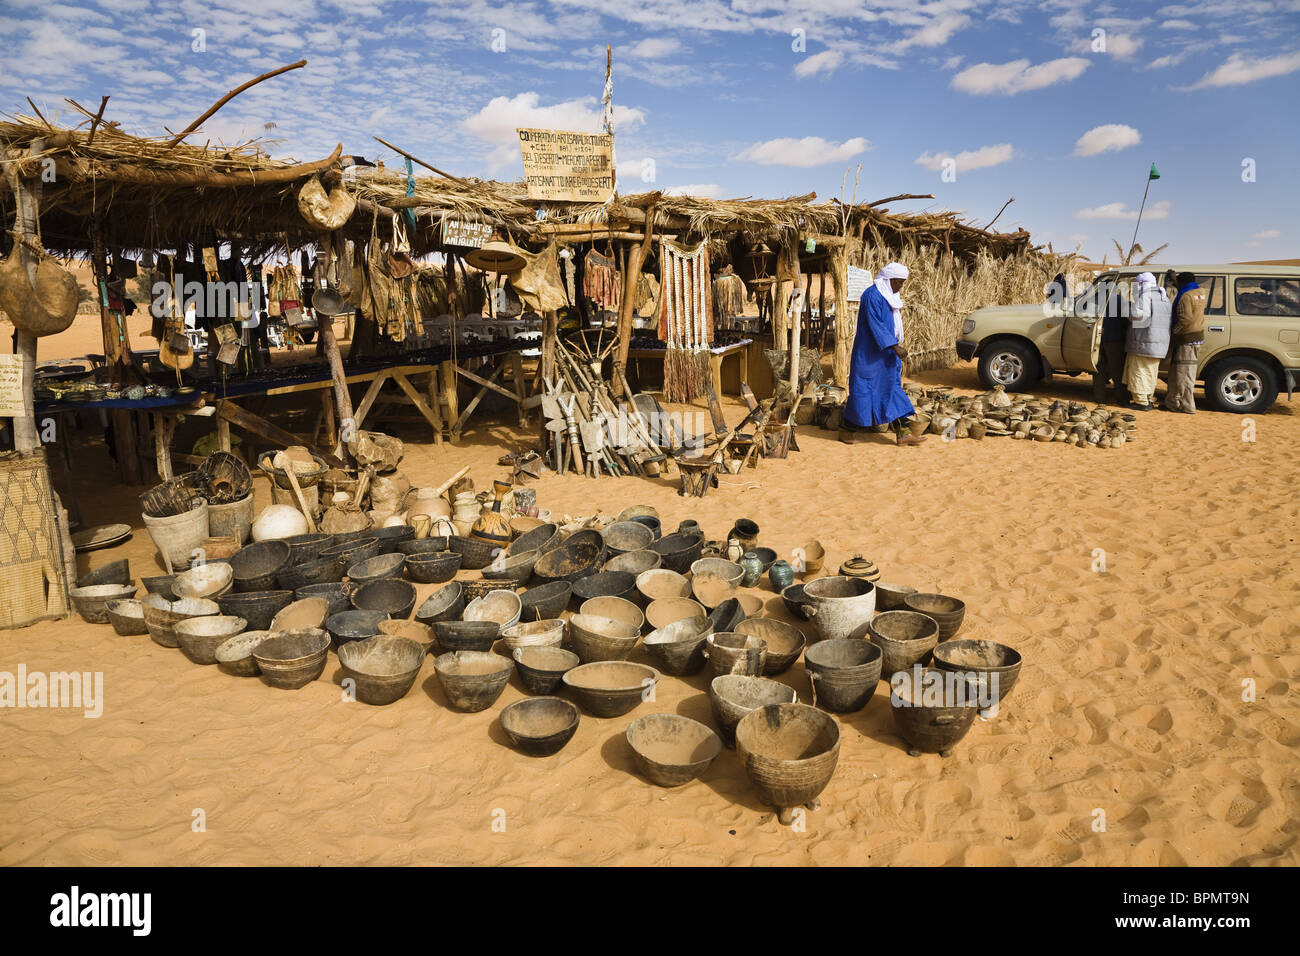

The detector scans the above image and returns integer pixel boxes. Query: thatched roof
[2,113,1040,262]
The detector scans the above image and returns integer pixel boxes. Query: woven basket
[142,499,209,573]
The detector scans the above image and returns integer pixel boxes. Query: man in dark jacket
[1164,272,1208,413]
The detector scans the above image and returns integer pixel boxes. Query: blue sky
[2,0,1298,263]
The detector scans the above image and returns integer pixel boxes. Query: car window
[1234,276,1300,317]
[1189,275,1225,315]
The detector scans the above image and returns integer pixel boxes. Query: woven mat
[0,451,69,628]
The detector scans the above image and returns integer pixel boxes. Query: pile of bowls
[626,714,722,787]
[253,628,330,689]
[602,521,655,557]
[320,536,380,576]
[447,535,500,571]
[499,618,565,654]
[277,554,340,590]
[338,635,425,705]
[142,594,219,648]
[509,522,560,557]
[735,703,841,825]
[568,613,640,663]
[499,697,579,756]
[572,570,637,607]
[70,583,138,624]
[295,582,354,616]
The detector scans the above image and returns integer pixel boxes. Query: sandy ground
[2,312,1298,866]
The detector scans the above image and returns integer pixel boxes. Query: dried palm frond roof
[2,112,1043,263]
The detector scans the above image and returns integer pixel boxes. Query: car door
[1060,274,1114,372]
[1196,273,1230,368]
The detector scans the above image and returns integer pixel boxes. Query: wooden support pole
[830,246,853,388]
[614,204,655,394]
[425,369,443,446]
[218,400,344,466]
[317,302,355,463]
[439,360,459,431]
[0,141,42,455]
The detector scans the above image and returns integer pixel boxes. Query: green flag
[1148,163,1161,181]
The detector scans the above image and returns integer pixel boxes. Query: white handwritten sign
[847,266,872,302]
[0,354,24,418]
[443,219,493,249]
[517,128,615,203]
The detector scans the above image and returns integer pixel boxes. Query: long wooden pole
[1,142,42,454]
[372,136,467,185]
[166,60,307,147]
[1128,171,1154,263]
[614,203,655,394]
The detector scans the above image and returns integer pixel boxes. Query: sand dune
[2,361,1297,866]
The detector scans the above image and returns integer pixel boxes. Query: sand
[3,316,1298,865]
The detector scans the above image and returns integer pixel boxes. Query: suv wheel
[977,340,1040,392]
[1204,357,1277,414]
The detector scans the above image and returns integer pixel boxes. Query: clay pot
[802,576,876,643]
[734,703,840,825]
[803,638,883,713]
[626,714,722,787]
[868,610,940,677]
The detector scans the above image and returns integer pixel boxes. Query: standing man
[1093,279,1129,403]
[840,263,927,446]
[1164,271,1207,413]
[1123,272,1171,410]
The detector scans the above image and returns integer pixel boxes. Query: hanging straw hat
[0,248,79,337]
[464,238,526,273]
[297,176,356,231]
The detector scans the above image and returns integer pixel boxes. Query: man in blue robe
[840,262,926,446]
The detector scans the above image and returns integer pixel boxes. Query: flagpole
[1128,165,1154,262]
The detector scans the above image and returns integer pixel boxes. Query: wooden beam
[452,359,507,437]
[51,144,342,187]
[372,135,468,186]
[351,371,390,430]
[217,400,344,466]
[391,371,443,437]
[456,362,520,403]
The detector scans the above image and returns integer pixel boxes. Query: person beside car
[1093,285,1129,404]
[1123,272,1172,410]
[1164,272,1208,413]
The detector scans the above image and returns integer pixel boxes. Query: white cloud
[1074,124,1142,156]
[1105,34,1144,58]
[795,50,843,78]
[1076,200,1173,220]
[1148,52,1188,69]
[625,37,680,59]
[1251,229,1281,240]
[952,57,1090,95]
[731,136,871,167]
[915,143,1014,172]
[1163,18,1197,29]
[1187,51,1300,88]
[891,14,970,53]
[942,55,964,70]
[461,92,646,171]
[663,183,725,198]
